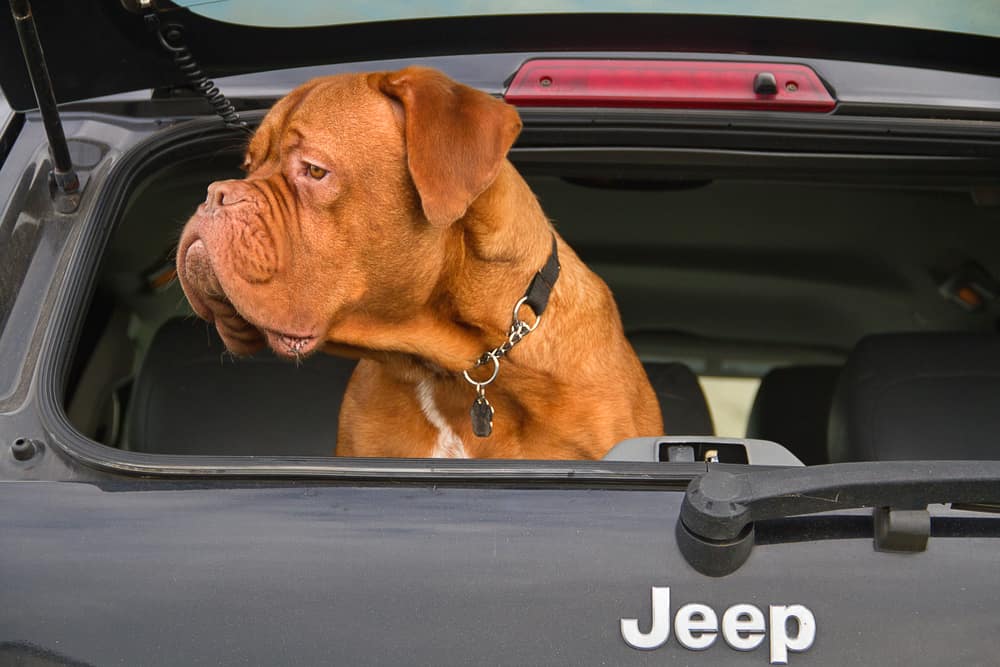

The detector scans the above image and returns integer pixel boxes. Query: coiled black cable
[156,23,252,134]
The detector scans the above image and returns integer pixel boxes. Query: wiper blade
[677,460,1000,576]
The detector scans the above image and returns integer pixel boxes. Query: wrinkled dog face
[175,68,521,359]
[176,74,411,359]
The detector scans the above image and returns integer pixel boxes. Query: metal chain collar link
[480,297,541,365]
[462,297,541,391]
[461,297,543,438]
[461,237,559,438]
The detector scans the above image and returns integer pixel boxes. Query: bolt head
[11,438,37,461]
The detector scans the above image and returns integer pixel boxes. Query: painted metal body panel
[1,482,998,665]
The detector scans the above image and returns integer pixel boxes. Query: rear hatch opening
[56,94,1000,466]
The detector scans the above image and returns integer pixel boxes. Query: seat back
[127,318,357,456]
[828,333,1000,462]
[746,365,841,465]
[642,361,715,436]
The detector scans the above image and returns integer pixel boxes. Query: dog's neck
[326,161,617,384]
[442,163,560,355]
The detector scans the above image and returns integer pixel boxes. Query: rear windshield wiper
[677,460,1000,576]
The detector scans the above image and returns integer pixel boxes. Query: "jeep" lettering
[620,586,815,664]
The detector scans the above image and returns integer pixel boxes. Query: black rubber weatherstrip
[515,108,1000,157]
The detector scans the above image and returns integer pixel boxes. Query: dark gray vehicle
[2,2,1000,665]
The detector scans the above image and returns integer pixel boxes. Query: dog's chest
[415,379,468,458]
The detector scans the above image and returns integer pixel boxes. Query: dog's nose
[205,181,248,210]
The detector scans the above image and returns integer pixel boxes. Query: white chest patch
[416,379,468,459]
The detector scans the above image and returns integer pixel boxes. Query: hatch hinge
[9,0,81,213]
[140,7,251,134]
[873,506,930,553]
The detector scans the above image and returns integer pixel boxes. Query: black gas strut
[9,0,79,205]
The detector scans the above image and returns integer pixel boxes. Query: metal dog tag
[470,394,494,438]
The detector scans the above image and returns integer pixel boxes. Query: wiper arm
[677,460,1000,576]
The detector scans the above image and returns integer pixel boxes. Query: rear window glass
[177,0,1000,38]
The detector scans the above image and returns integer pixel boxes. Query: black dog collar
[523,234,561,317]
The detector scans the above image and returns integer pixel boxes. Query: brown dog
[176,67,663,459]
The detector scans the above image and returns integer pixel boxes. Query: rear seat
[642,362,714,436]
[746,365,841,465]
[127,318,357,456]
[127,318,712,455]
[828,332,1000,462]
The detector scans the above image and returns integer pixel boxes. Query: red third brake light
[504,59,836,112]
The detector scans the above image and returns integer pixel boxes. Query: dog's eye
[306,163,328,180]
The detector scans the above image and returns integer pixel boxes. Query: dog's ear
[376,66,523,227]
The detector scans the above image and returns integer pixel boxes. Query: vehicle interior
[63,140,1000,465]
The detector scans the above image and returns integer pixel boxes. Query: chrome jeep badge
[621,586,815,664]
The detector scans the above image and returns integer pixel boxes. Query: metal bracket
[873,507,930,553]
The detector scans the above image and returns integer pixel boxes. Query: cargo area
[63,142,1000,463]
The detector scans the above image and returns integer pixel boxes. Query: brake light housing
[504,59,836,112]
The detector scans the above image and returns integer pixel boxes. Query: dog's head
[176,67,522,358]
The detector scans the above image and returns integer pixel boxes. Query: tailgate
[1,481,997,665]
